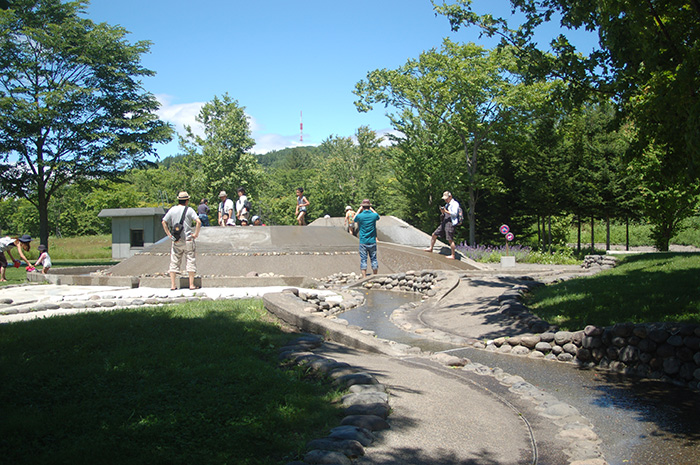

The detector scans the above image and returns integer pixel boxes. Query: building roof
[98,207,167,218]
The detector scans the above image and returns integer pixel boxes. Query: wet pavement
[339,289,700,465]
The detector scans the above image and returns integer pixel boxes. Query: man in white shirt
[424,191,461,259]
[162,191,202,290]
[235,187,250,224]
[217,191,234,227]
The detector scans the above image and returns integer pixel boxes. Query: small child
[33,244,51,274]
[222,213,236,226]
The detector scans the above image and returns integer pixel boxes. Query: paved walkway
[0,264,607,464]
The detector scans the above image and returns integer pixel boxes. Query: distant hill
[254,146,321,169]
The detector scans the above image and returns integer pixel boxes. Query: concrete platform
[104,221,481,281]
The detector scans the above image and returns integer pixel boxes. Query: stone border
[263,276,609,465]
[279,334,390,465]
[26,267,317,289]
[486,285,700,390]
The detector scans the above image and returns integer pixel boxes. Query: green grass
[0,299,343,465]
[527,253,700,330]
[565,216,700,248]
[46,234,113,260]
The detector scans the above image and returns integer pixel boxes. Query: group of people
[0,234,52,281]
[2,188,462,288]
[161,188,462,288]
[198,188,263,228]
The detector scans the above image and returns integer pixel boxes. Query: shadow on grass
[528,253,700,329]
[0,301,342,465]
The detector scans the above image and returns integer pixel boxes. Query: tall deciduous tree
[355,40,525,245]
[0,0,172,246]
[180,93,261,201]
[435,0,700,176]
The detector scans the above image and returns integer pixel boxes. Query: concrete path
[315,342,572,465]
[1,264,607,465]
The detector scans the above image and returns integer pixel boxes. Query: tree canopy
[434,0,700,177]
[0,0,172,246]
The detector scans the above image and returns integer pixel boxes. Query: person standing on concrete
[217,191,234,227]
[197,198,210,226]
[424,191,461,259]
[353,199,380,278]
[295,187,310,225]
[344,205,357,236]
[162,191,201,290]
[235,187,250,224]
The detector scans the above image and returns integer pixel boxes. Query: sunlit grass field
[527,253,700,330]
[0,299,343,465]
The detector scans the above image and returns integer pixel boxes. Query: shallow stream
[339,290,700,465]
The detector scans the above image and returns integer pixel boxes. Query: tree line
[1,0,698,252]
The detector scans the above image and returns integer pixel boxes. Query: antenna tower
[300,111,303,143]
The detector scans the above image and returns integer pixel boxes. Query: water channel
[339,290,700,465]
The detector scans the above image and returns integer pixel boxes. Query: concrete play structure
[34,216,483,288]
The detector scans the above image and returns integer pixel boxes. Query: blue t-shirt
[354,210,380,244]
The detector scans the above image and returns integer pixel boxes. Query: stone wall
[488,284,700,390]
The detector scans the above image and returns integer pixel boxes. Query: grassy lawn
[527,253,700,331]
[43,234,113,260]
[0,299,343,465]
[1,235,115,286]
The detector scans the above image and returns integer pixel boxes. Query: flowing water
[339,290,700,465]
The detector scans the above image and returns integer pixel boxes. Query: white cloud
[155,95,311,155]
[155,94,205,138]
[252,133,308,154]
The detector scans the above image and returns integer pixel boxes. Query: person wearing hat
[217,191,234,227]
[424,191,461,259]
[353,199,380,277]
[32,244,52,274]
[251,215,264,226]
[344,205,357,236]
[161,191,202,290]
[0,234,32,281]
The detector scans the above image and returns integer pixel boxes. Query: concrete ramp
[312,215,444,248]
[106,223,479,279]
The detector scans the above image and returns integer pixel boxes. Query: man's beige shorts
[169,239,197,273]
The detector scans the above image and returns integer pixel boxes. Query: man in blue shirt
[353,198,380,278]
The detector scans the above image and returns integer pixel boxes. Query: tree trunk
[606,216,611,251]
[548,216,552,254]
[626,217,630,251]
[38,188,50,250]
[590,217,595,251]
[468,184,476,246]
[577,216,582,254]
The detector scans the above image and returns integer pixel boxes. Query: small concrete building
[98,207,167,259]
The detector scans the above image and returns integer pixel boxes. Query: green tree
[633,145,700,251]
[180,93,262,201]
[355,40,531,245]
[0,0,172,247]
[435,0,700,176]
[313,127,396,217]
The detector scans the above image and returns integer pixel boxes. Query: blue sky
[85,0,596,158]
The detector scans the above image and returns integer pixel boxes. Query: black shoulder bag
[171,206,188,241]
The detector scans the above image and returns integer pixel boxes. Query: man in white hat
[162,191,201,290]
[424,191,461,259]
[217,191,234,227]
